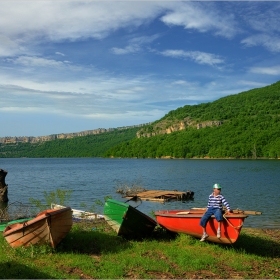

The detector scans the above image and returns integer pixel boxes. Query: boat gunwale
[154,213,248,219]
[3,207,72,236]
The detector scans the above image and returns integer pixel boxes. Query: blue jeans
[199,207,223,228]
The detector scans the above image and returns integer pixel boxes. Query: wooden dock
[125,190,194,202]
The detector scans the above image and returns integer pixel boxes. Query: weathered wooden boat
[0,217,32,232]
[103,198,157,238]
[3,207,72,248]
[51,203,104,220]
[154,209,250,244]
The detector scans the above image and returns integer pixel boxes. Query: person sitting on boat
[199,183,232,241]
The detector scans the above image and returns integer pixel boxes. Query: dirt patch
[59,264,92,279]
[244,228,280,241]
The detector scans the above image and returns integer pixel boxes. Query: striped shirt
[207,193,231,211]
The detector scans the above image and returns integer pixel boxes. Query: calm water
[1,158,279,228]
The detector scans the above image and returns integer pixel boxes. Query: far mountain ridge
[0,123,150,144]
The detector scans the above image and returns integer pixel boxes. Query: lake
[0,158,279,229]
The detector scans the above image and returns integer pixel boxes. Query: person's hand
[226,210,233,215]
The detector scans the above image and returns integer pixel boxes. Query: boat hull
[3,207,72,248]
[103,199,157,238]
[155,209,247,244]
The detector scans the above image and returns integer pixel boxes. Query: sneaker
[200,233,209,242]
[217,229,221,238]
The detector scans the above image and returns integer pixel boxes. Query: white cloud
[0,1,165,59]
[7,56,69,68]
[160,49,224,66]
[111,45,141,55]
[237,80,267,88]
[55,52,65,56]
[0,35,25,57]
[111,34,160,55]
[172,80,199,89]
[241,34,280,53]
[129,34,161,45]
[0,2,240,59]
[243,3,280,34]
[173,80,188,85]
[0,72,154,116]
[160,2,239,38]
[116,87,145,95]
[249,65,280,76]
[84,109,163,121]
[0,106,42,113]
[0,1,165,42]
[238,3,280,52]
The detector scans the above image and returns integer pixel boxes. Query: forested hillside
[0,128,139,158]
[105,81,280,159]
[1,81,280,159]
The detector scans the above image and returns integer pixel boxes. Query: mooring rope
[223,213,243,234]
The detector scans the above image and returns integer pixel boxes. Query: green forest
[0,128,139,158]
[1,80,280,159]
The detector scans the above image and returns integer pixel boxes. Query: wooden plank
[137,190,186,196]
[136,190,186,198]
[138,198,166,202]
[233,210,262,215]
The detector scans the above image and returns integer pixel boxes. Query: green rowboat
[103,199,157,238]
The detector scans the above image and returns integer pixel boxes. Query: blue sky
[1,1,280,137]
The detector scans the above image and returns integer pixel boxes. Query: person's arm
[221,195,231,212]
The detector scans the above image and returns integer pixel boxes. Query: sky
[1,1,280,137]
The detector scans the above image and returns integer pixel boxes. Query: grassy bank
[0,220,279,279]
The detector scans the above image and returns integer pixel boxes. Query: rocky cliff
[0,119,223,144]
[0,123,150,144]
[136,118,223,138]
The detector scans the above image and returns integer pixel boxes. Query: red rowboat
[3,207,72,248]
[154,209,248,244]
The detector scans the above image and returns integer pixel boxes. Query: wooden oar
[232,210,262,215]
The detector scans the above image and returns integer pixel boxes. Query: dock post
[0,169,8,202]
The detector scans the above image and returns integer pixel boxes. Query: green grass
[0,221,279,279]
